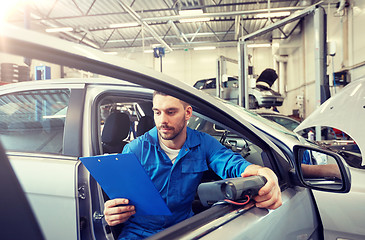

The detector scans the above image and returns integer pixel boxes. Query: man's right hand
[104,198,136,226]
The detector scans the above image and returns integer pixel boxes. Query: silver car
[193,76,284,109]
[295,78,365,240]
[0,23,354,240]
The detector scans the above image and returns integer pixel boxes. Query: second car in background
[193,76,284,109]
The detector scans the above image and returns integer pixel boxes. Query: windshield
[216,98,303,141]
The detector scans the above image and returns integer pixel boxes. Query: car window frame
[0,84,86,157]
[0,88,70,154]
[90,87,154,156]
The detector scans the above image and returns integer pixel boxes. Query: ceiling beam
[31,13,100,49]
[107,31,235,42]
[168,20,188,43]
[189,23,203,43]
[22,1,305,22]
[103,40,238,51]
[117,0,173,52]
[142,6,306,22]
[85,0,97,15]
[242,2,321,41]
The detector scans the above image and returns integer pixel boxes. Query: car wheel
[249,95,258,109]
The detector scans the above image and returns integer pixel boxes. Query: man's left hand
[241,164,282,210]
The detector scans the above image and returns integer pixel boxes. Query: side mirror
[293,145,351,193]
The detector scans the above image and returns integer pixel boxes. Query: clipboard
[80,153,171,216]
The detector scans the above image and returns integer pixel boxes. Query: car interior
[97,95,268,168]
[94,93,278,239]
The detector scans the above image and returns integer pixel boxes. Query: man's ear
[185,105,193,120]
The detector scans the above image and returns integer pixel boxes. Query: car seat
[99,112,131,238]
[136,115,154,137]
[101,112,130,153]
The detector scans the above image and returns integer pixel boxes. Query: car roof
[0,78,138,91]
[251,109,281,115]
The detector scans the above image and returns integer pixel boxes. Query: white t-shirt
[159,140,180,164]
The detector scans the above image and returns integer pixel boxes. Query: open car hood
[294,77,365,165]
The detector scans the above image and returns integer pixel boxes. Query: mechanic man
[104,91,282,239]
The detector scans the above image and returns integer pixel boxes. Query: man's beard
[157,117,186,140]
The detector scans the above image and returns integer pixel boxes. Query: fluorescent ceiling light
[247,43,271,48]
[179,9,204,16]
[179,9,210,23]
[45,27,73,33]
[143,49,154,53]
[109,22,139,28]
[256,11,290,18]
[193,46,216,51]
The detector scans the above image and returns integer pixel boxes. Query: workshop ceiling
[6,0,322,52]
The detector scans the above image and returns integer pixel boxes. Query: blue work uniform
[118,127,251,239]
[302,150,312,165]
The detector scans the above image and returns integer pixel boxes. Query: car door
[167,108,323,240]
[79,83,157,239]
[312,167,365,240]
[0,83,93,240]
[148,106,350,240]
[82,83,323,240]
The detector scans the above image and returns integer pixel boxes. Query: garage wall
[0,53,24,66]
[280,33,307,117]
[120,49,226,85]
[251,47,275,79]
[120,46,273,87]
[279,13,317,118]
[0,53,61,81]
[275,1,365,118]
[318,1,365,115]
[341,0,365,80]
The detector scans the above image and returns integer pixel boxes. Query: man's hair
[153,91,190,108]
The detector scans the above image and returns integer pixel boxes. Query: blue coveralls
[118,127,251,239]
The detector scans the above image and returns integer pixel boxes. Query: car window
[193,80,206,90]
[265,116,300,131]
[97,95,155,155]
[222,100,300,138]
[225,77,238,88]
[0,89,70,154]
[205,79,216,89]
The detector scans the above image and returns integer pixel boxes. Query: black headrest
[136,116,154,137]
[102,112,130,144]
